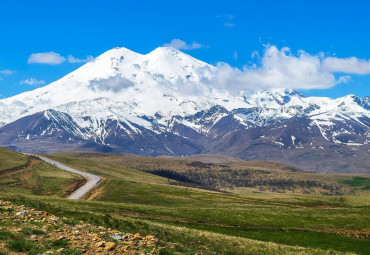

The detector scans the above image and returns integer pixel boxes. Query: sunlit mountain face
[0,47,369,174]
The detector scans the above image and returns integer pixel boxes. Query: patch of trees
[145,168,348,195]
[144,169,201,185]
[186,161,214,169]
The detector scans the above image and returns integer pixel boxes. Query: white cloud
[233,51,238,61]
[205,46,370,94]
[163,39,205,50]
[0,69,16,75]
[224,23,235,28]
[173,77,206,96]
[28,52,93,65]
[251,50,259,58]
[28,52,66,64]
[67,55,94,63]
[337,75,351,84]
[322,56,370,74]
[19,78,45,86]
[89,75,135,92]
[217,13,235,28]
[217,13,234,19]
[206,45,337,93]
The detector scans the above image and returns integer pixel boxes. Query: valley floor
[0,149,369,254]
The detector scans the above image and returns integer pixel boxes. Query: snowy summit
[0,47,369,173]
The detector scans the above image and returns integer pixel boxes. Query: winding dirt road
[24,153,101,200]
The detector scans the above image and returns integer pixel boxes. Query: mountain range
[0,47,369,173]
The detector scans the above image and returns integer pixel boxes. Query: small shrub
[21,227,35,236]
[51,239,70,249]
[60,247,82,255]
[0,230,14,240]
[7,239,35,252]
[159,248,176,255]
[20,227,45,236]
[62,217,77,225]
[31,229,45,235]
[46,224,61,232]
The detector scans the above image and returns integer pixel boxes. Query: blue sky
[0,0,369,98]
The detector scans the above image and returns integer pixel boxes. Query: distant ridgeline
[0,47,368,174]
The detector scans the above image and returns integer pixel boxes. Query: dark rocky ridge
[0,106,369,174]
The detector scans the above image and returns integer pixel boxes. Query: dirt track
[24,153,101,199]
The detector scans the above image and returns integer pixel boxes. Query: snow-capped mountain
[0,47,369,173]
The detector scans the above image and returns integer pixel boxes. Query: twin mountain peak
[0,47,369,174]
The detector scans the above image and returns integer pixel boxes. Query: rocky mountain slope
[0,47,369,173]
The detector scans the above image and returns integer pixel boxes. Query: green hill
[0,147,28,172]
[0,149,369,254]
[0,148,84,197]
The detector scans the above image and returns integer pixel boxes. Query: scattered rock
[105,242,116,251]
[111,235,122,240]
[29,234,38,240]
[15,211,26,216]
[98,226,106,231]
[134,233,142,240]
[96,241,106,248]
[0,199,178,254]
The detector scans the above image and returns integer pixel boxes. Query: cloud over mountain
[28,52,93,65]
[19,78,45,86]
[207,45,370,93]
[163,39,205,50]
[67,55,94,63]
[28,52,66,65]
[322,56,370,74]
[89,75,135,92]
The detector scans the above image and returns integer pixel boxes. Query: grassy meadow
[0,148,84,197]
[0,147,28,172]
[0,149,369,254]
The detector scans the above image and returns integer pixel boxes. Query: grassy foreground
[0,199,163,254]
[0,147,28,173]
[0,148,84,197]
[1,195,361,255]
[47,153,369,254]
[0,149,369,254]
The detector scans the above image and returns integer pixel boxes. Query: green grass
[0,158,83,197]
[3,187,369,254]
[1,195,342,255]
[21,227,45,236]
[174,222,370,254]
[159,248,177,255]
[0,230,14,240]
[0,147,28,172]
[1,149,370,254]
[60,248,83,255]
[53,152,359,195]
[339,176,370,190]
[50,239,70,249]
[39,153,369,254]
[7,239,45,254]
